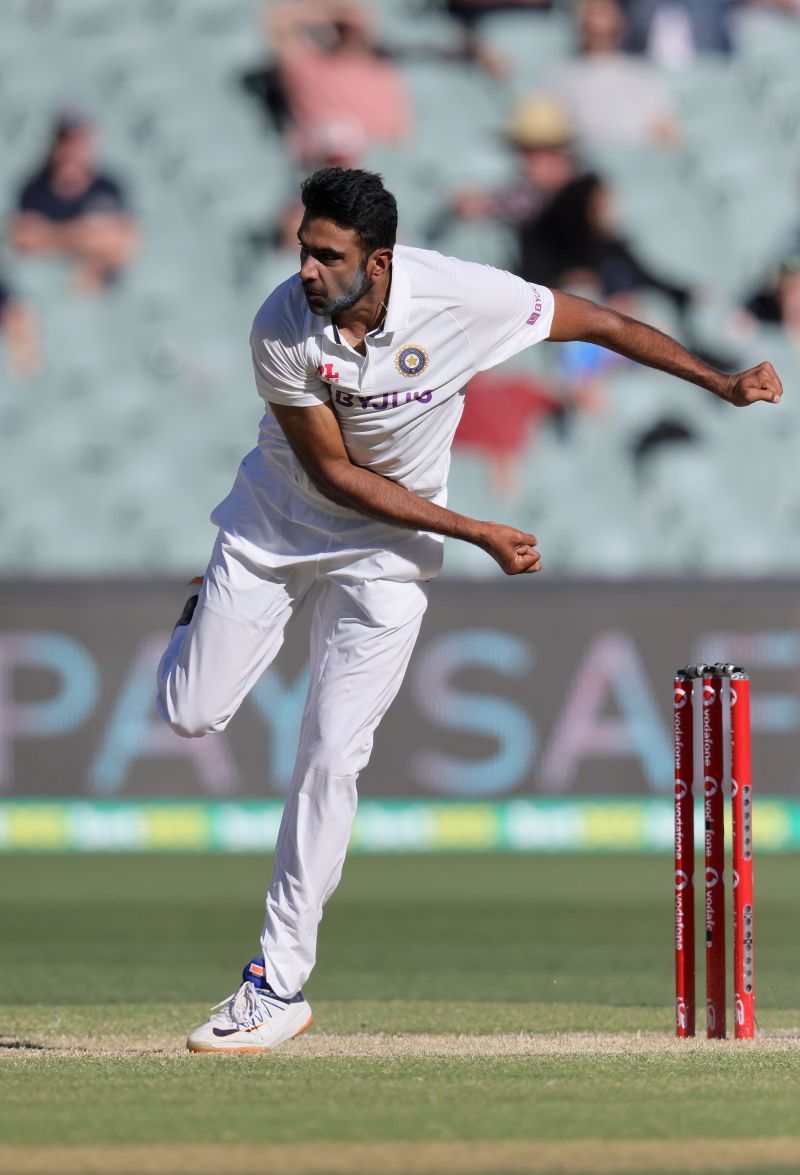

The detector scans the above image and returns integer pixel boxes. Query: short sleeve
[250,295,329,409]
[451,259,554,374]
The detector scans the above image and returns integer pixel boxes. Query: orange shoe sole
[187,1012,313,1054]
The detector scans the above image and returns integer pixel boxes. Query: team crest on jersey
[395,344,429,378]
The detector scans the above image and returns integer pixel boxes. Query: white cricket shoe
[187,957,313,1053]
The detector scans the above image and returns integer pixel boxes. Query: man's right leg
[156,532,312,739]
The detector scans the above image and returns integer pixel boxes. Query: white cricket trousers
[156,524,437,997]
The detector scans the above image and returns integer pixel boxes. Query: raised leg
[156,534,313,738]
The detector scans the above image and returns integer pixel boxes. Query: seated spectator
[0,276,40,378]
[9,109,137,293]
[518,171,690,314]
[520,172,735,370]
[737,253,800,331]
[549,0,679,147]
[454,371,564,494]
[733,256,798,404]
[742,256,800,344]
[268,1,410,164]
[773,260,800,339]
[441,95,579,231]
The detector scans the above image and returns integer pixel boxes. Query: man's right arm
[269,400,542,577]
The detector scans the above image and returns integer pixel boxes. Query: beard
[306,265,372,316]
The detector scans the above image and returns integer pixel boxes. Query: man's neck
[334,269,392,349]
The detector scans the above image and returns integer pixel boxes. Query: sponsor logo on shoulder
[526,288,544,326]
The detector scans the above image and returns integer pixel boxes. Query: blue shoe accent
[242,956,270,990]
[242,957,305,1004]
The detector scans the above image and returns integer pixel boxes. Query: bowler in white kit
[155,167,782,1052]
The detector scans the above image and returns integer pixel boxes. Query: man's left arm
[548,290,783,408]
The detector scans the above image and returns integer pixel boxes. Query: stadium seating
[1,0,798,576]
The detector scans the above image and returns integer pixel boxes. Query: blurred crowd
[1,104,137,377]
[5,0,800,497]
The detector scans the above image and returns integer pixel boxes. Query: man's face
[298,215,373,316]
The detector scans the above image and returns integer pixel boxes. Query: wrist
[708,370,734,401]
[460,518,489,547]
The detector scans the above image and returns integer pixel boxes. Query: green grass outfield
[1,853,799,1175]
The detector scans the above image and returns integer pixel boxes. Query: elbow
[582,306,627,348]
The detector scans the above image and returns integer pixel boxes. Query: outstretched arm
[269,400,541,576]
[548,290,783,407]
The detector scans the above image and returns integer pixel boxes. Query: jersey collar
[380,250,411,335]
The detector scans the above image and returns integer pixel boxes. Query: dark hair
[300,167,397,257]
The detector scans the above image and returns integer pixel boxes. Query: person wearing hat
[438,95,580,239]
[9,109,138,293]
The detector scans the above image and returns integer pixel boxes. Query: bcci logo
[395,344,429,378]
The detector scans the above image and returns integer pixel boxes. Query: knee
[156,691,223,739]
[304,730,371,779]
[167,714,210,739]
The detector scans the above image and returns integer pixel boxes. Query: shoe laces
[208,981,289,1030]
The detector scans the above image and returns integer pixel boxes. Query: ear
[369,246,393,280]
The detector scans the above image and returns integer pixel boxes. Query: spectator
[0,277,40,378]
[770,262,800,338]
[549,0,679,147]
[454,370,565,494]
[518,171,690,314]
[441,95,579,231]
[9,109,137,292]
[739,257,800,371]
[268,1,410,164]
[742,254,800,331]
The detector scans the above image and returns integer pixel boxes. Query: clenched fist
[477,522,542,576]
[725,362,783,407]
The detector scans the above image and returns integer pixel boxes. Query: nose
[300,254,318,282]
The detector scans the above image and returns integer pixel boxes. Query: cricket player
[156,167,782,1052]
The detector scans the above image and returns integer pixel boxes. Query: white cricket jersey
[212,245,554,542]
